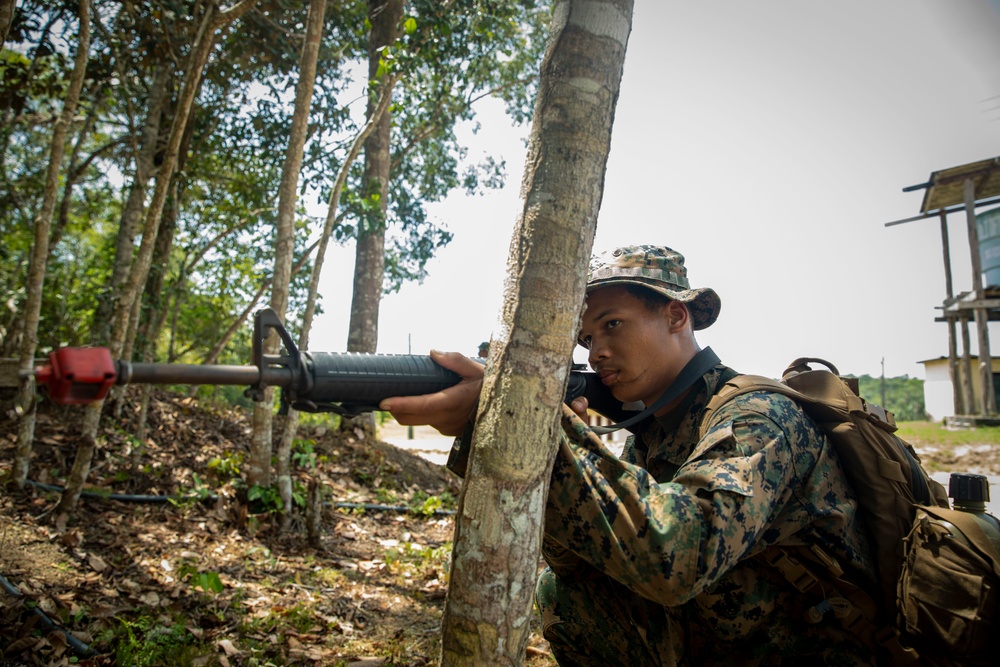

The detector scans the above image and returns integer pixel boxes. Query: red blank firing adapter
[35,347,118,405]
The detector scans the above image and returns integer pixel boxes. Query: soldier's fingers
[429,349,486,380]
[569,396,589,421]
[380,376,481,436]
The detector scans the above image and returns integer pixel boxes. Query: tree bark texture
[249,0,327,489]
[0,0,15,46]
[346,0,403,356]
[440,2,633,665]
[340,0,403,438]
[132,183,180,443]
[12,0,91,490]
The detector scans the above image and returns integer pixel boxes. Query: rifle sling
[590,347,720,435]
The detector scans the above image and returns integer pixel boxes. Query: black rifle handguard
[289,352,463,416]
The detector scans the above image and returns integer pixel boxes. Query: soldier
[382,245,878,665]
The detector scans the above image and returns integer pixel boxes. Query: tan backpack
[699,358,1000,666]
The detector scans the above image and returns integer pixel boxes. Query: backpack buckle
[808,544,844,578]
[761,549,819,593]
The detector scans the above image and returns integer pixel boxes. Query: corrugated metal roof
[919,156,1000,213]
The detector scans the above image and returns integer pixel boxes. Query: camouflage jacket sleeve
[543,393,833,607]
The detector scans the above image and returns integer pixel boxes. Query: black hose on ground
[0,571,95,658]
[25,480,455,515]
[25,479,218,503]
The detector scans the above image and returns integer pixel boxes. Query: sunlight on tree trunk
[250,0,327,495]
[440,1,634,664]
[12,0,91,490]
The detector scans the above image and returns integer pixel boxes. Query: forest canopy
[1,0,549,369]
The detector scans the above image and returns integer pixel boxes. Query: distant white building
[919,356,1000,422]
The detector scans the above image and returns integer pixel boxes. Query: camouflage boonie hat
[587,245,721,330]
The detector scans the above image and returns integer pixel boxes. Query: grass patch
[896,421,1000,447]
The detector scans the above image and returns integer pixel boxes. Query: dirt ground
[3,389,1000,667]
[0,390,556,666]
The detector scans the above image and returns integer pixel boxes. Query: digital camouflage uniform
[535,246,879,666]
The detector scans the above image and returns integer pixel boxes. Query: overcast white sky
[312,0,1000,380]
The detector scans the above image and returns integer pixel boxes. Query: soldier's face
[578,285,687,407]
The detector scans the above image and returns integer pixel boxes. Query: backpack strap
[591,347,721,435]
[698,374,793,440]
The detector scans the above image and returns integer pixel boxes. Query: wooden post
[947,313,962,415]
[960,316,976,414]
[964,177,996,414]
[940,210,963,415]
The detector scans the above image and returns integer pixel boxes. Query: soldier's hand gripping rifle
[32,307,634,423]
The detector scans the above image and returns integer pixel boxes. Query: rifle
[31,308,634,423]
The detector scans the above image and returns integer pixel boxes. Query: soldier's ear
[665,300,690,332]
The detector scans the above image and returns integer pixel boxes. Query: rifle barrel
[121,362,293,388]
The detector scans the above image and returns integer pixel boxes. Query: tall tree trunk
[275,78,394,530]
[113,75,196,420]
[0,0,15,46]
[342,0,403,438]
[346,0,403,356]
[11,0,91,490]
[248,0,326,490]
[131,181,179,447]
[440,2,633,665]
[48,105,97,254]
[92,63,170,345]
[56,0,257,516]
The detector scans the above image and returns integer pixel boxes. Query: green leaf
[404,17,417,35]
[198,572,224,594]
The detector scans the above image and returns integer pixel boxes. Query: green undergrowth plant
[99,615,211,667]
[171,473,215,506]
[291,438,317,468]
[409,490,457,516]
[207,451,243,480]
